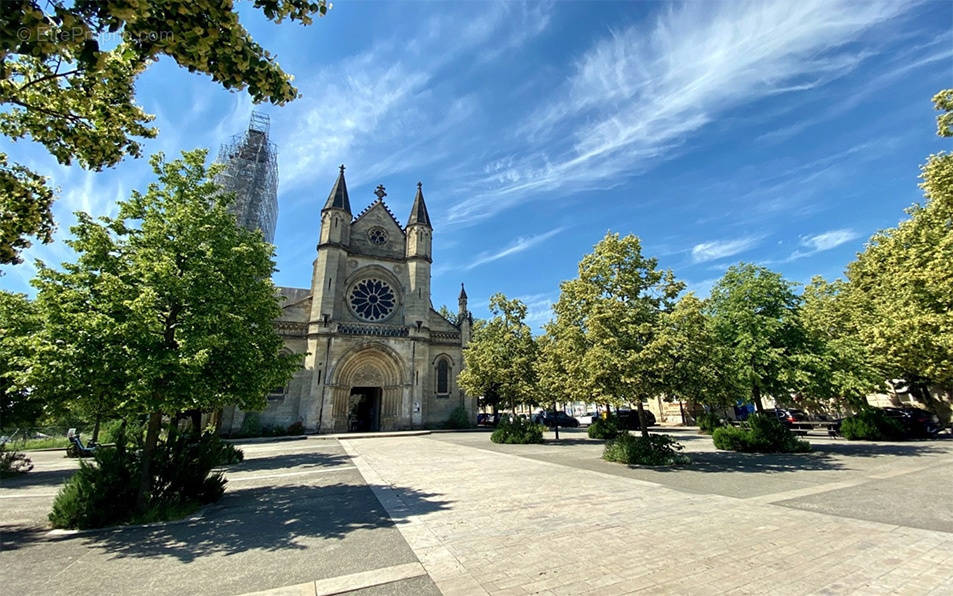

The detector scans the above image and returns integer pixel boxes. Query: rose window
[368,227,388,245]
[349,279,396,321]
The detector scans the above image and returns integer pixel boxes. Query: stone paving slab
[343,435,953,595]
[0,440,439,596]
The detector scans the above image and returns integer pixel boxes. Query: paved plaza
[2,429,953,594]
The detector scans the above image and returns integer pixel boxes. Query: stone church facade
[222,167,475,433]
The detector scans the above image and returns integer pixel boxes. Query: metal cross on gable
[374,185,387,200]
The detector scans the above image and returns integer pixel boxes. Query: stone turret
[405,182,432,327]
[311,165,352,327]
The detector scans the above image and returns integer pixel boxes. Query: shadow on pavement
[646,441,944,474]
[231,451,353,473]
[811,442,944,457]
[658,451,841,473]
[99,482,448,562]
[6,481,450,562]
[0,467,77,489]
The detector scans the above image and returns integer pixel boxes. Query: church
[221,166,476,433]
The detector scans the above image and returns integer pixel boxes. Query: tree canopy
[642,293,738,411]
[707,263,803,412]
[545,232,682,435]
[457,294,537,414]
[1,0,330,265]
[0,290,44,427]
[28,149,299,499]
[845,89,953,392]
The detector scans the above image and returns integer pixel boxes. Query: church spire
[406,181,431,228]
[323,164,351,214]
[458,283,468,317]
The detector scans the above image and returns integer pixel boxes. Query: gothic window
[436,358,450,395]
[367,227,388,246]
[349,278,397,321]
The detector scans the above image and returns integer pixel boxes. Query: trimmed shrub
[490,416,544,444]
[696,411,727,434]
[49,429,241,529]
[711,414,811,453]
[0,443,33,478]
[603,433,690,466]
[710,425,749,451]
[588,416,621,440]
[840,409,906,441]
[444,406,471,429]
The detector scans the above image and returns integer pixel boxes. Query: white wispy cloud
[785,228,860,261]
[691,236,762,263]
[274,2,552,197]
[447,0,917,225]
[464,227,566,270]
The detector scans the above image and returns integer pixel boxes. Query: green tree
[797,277,881,410]
[27,211,135,441]
[707,263,803,412]
[0,291,45,427]
[1,0,331,265]
[548,233,683,437]
[436,304,457,325]
[30,149,299,507]
[642,293,738,416]
[458,294,537,414]
[846,89,953,395]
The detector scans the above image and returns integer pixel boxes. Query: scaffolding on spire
[215,111,279,243]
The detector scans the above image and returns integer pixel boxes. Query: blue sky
[2,0,950,329]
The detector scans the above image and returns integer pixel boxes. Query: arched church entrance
[329,346,404,432]
[348,387,381,431]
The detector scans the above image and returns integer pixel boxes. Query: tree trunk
[752,385,764,413]
[190,409,202,437]
[137,410,163,512]
[636,399,649,438]
[91,413,101,443]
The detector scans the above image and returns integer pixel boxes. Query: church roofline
[352,195,406,233]
[431,306,461,329]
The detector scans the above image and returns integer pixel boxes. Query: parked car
[769,408,810,429]
[577,412,598,426]
[882,406,942,438]
[477,412,514,426]
[612,409,656,429]
[533,411,580,428]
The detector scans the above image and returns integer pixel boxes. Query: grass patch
[18,437,71,450]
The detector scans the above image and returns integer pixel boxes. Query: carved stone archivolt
[330,345,404,388]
